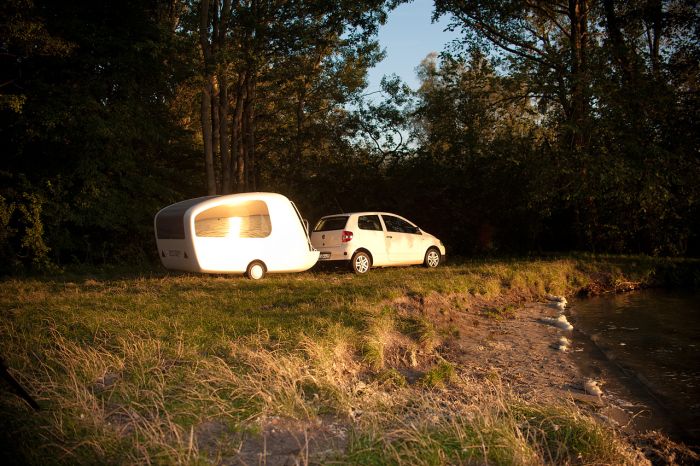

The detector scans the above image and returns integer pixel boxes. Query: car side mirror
[414,227,422,234]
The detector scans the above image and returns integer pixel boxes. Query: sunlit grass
[0,256,693,464]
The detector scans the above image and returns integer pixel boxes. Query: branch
[453,11,555,69]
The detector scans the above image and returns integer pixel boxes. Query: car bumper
[315,245,352,261]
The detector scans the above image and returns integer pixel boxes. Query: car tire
[245,261,266,280]
[424,248,441,268]
[351,251,371,274]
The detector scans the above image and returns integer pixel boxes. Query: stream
[570,289,700,445]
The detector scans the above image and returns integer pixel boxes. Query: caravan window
[195,201,272,238]
[156,196,215,239]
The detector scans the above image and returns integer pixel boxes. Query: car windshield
[313,216,348,232]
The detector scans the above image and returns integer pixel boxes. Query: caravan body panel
[154,193,319,274]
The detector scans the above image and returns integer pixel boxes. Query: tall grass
[1,257,686,464]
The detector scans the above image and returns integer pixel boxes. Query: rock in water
[545,294,567,305]
[540,315,573,331]
[584,379,603,396]
[555,315,574,331]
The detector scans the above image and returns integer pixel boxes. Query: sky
[365,0,461,94]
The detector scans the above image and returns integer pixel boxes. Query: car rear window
[313,216,348,232]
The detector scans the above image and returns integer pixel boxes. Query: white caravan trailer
[154,192,319,279]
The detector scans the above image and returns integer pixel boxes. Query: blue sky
[366,0,461,93]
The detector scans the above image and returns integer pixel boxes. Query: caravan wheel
[246,261,266,280]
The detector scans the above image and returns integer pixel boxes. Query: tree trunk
[296,85,305,162]
[199,0,216,195]
[294,54,323,185]
[211,77,221,193]
[568,0,593,250]
[603,0,634,83]
[293,82,306,186]
[568,0,589,151]
[243,73,256,191]
[645,0,662,77]
[234,72,247,192]
[218,0,232,193]
[201,76,216,195]
[219,72,231,193]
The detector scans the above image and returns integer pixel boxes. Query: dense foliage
[1,0,201,270]
[1,0,698,271]
[426,0,700,255]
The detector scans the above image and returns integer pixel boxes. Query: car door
[310,215,349,253]
[381,214,423,264]
[356,214,388,266]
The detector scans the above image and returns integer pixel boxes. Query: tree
[410,51,550,253]
[434,0,593,151]
[432,0,700,254]
[0,0,200,270]
[187,0,397,194]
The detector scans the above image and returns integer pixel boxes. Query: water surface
[571,289,700,444]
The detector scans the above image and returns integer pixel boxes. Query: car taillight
[341,230,353,243]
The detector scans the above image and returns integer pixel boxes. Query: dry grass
[0,256,687,464]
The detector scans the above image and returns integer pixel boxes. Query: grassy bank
[1,257,697,464]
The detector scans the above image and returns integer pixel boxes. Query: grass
[419,362,456,388]
[343,388,636,466]
[0,256,695,464]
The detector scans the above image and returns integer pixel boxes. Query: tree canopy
[1,0,698,272]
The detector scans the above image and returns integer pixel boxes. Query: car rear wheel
[351,251,371,274]
[424,248,441,268]
[246,261,266,280]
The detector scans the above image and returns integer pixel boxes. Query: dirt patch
[632,431,700,466]
[195,419,235,458]
[439,301,583,402]
[221,416,348,466]
[389,292,582,402]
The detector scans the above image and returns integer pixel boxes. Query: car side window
[382,215,419,234]
[358,215,383,231]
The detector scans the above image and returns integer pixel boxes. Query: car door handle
[386,235,393,239]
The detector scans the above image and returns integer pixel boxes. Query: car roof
[320,212,399,218]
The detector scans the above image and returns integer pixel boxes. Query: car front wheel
[424,248,441,268]
[351,251,371,274]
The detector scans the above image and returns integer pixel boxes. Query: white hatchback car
[310,212,446,274]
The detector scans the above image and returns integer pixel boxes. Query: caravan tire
[246,261,266,280]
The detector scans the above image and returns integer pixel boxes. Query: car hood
[421,230,440,242]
